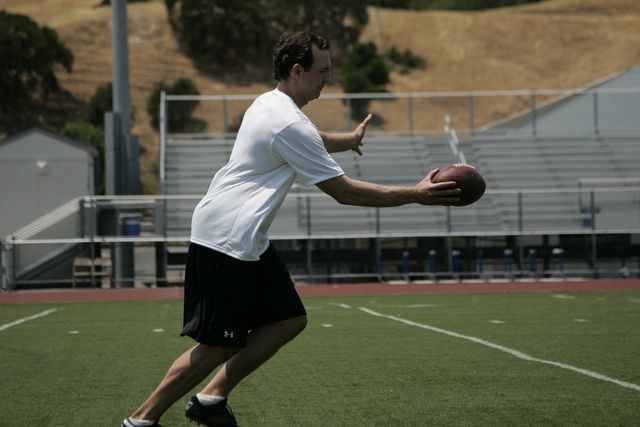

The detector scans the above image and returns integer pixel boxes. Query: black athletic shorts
[180,243,306,347]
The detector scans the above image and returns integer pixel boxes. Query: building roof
[483,66,640,136]
[0,127,99,158]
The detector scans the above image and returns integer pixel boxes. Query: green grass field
[2,290,640,426]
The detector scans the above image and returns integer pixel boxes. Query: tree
[342,43,390,120]
[376,0,542,10]
[99,0,150,5]
[386,46,426,74]
[165,0,368,74]
[61,121,105,193]
[147,78,201,131]
[165,0,267,71]
[0,11,73,115]
[84,82,113,128]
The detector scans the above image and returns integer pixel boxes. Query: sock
[123,418,156,427]
[196,393,226,406]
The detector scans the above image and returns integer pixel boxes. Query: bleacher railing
[161,85,640,140]
[2,187,639,289]
[160,85,640,199]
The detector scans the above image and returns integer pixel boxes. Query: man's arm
[316,169,460,208]
[320,114,372,156]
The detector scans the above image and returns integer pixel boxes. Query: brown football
[433,164,486,206]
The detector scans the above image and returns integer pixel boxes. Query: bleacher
[468,135,640,231]
[160,68,640,239]
[163,137,232,237]
[162,133,506,238]
[5,74,640,289]
[162,134,639,237]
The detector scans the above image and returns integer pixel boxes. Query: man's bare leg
[200,315,307,397]
[130,343,238,421]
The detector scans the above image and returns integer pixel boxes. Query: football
[433,164,486,206]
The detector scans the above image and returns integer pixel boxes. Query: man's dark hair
[273,32,330,81]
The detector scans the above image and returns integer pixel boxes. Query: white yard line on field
[0,309,58,332]
[353,306,640,393]
[331,303,353,309]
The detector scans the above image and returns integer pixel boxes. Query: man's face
[299,45,331,104]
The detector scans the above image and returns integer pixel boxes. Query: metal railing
[160,86,640,137]
[2,187,639,289]
[159,85,640,204]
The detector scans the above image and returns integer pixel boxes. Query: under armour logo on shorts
[224,331,234,338]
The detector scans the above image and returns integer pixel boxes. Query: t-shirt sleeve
[271,120,344,186]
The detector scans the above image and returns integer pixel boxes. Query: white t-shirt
[190,89,344,261]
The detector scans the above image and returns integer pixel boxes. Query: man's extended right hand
[415,168,461,205]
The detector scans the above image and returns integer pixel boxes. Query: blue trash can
[121,214,141,236]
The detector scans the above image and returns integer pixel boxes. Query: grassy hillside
[1,0,639,192]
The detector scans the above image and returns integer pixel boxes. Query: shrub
[342,43,390,120]
[406,0,542,10]
[61,121,105,193]
[147,78,200,131]
[84,83,113,128]
[165,0,368,73]
[0,11,73,115]
[386,46,426,74]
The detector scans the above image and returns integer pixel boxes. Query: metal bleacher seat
[162,125,638,236]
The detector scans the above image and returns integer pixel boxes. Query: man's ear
[291,63,302,78]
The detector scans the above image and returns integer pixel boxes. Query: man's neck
[276,82,305,108]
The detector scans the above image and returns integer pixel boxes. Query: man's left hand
[351,114,373,156]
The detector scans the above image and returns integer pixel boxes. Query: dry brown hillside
[2,0,639,192]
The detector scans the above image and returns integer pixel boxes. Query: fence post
[590,190,598,277]
[402,250,410,282]
[407,95,414,135]
[531,92,537,137]
[6,238,17,290]
[527,249,537,277]
[375,239,382,279]
[345,98,352,131]
[155,196,167,286]
[518,191,524,231]
[593,91,599,136]
[84,197,97,286]
[517,192,524,275]
[451,249,461,279]
[305,239,313,278]
[306,196,312,237]
[476,249,484,277]
[159,91,166,195]
[468,94,475,136]
[551,248,564,277]
[503,249,513,278]
[427,249,437,279]
[222,96,229,135]
[0,239,9,290]
[446,206,453,274]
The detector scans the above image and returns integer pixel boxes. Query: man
[123,31,459,427]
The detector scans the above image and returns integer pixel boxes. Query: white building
[0,127,98,238]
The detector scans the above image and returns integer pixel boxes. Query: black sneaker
[184,396,239,427]
[121,418,162,427]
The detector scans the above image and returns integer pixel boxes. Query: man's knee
[197,344,239,363]
[276,315,307,340]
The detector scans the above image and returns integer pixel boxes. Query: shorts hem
[180,332,247,348]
